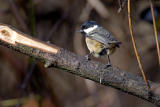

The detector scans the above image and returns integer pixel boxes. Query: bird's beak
[77,30,83,33]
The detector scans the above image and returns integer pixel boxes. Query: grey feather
[86,27,120,46]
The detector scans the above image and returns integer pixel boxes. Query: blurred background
[0,0,160,107]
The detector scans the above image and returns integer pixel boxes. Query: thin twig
[118,0,127,13]
[46,1,78,41]
[7,0,29,33]
[16,60,36,107]
[118,0,122,9]
[127,0,150,91]
[149,0,160,65]
[87,0,109,18]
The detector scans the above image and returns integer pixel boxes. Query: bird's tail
[115,42,122,48]
[109,41,122,48]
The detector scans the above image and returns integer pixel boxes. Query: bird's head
[78,21,100,35]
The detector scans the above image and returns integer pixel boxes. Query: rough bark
[0,24,160,106]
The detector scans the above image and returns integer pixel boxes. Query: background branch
[0,24,160,106]
[128,0,150,91]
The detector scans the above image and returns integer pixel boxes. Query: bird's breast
[85,37,105,55]
[85,37,116,57]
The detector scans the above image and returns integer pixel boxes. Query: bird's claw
[105,63,111,68]
[85,55,90,60]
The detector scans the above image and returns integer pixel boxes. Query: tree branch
[0,24,160,106]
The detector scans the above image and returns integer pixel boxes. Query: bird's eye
[81,25,88,29]
[81,25,85,29]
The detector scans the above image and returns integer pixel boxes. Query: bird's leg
[85,52,92,60]
[106,55,111,67]
[100,55,111,83]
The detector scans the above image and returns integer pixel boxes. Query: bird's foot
[85,55,91,61]
[105,63,111,68]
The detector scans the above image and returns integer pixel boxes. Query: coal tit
[78,21,121,67]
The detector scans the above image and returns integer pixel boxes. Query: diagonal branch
[0,24,160,106]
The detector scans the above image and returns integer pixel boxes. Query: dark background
[0,0,159,107]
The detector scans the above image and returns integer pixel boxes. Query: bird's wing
[87,27,120,45]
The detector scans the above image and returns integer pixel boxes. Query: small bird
[78,21,121,67]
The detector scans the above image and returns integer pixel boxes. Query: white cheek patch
[83,25,98,33]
